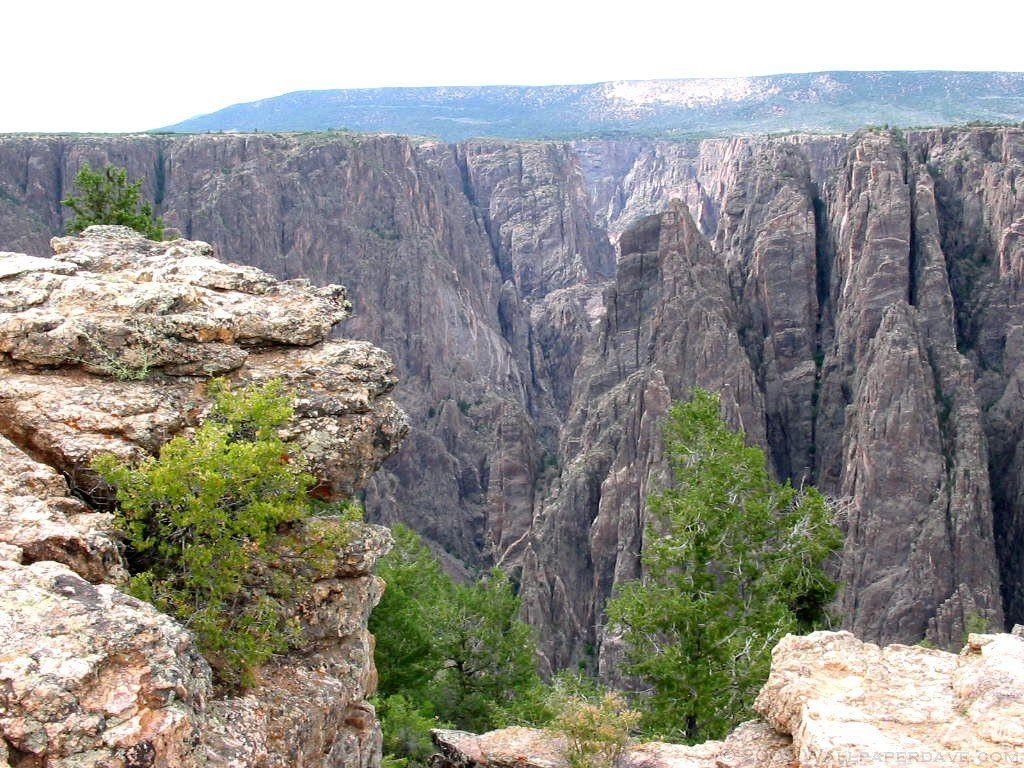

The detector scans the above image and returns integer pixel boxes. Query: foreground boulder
[431,721,792,768]
[431,630,1024,768]
[0,227,407,767]
[756,630,1024,767]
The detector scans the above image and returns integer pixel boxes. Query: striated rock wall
[0,228,405,767]
[0,133,611,576]
[2,128,1024,674]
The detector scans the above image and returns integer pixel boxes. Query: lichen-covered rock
[0,434,126,583]
[0,559,211,767]
[0,228,405,768]
[429,721,792,768]
[755,630,1024,767]
[433,631,1024,768]
[0,226,350,377]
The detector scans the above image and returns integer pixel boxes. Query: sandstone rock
[429,720,791,768]
[0,226,349,378]
[0,346,405,506]
[431,631,1024,768]
[0,226,405,768]
[0,559,211,767]
[203,525,393,768]
[755,630,1024,767]
[0,434,126,583]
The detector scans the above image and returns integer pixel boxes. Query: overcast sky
[5,0,1023,133]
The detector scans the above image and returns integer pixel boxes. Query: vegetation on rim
[605,389,841,743]
[62,162,165,240]
[94,379,361,688]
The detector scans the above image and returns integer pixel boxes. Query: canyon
[1,126,1022,677]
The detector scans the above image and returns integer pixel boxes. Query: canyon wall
[1,128,1022,673]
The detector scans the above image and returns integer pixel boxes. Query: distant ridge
[158,71,1024,141]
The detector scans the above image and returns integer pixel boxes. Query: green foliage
[605,389,841,743]
[377,694,446,768]
[62,162,165,240]
[94,379,326,688]
[964,611,998,639]
[435,568,549,731]
[371,524,548,766]
[372,525,452,703]
[549,677,640,768]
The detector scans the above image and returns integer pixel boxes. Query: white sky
[4,0,1023,133]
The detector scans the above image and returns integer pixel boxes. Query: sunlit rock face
[430,630,1024,768]
[0,227,405,767]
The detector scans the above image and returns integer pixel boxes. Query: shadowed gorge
[1,127,1023,674]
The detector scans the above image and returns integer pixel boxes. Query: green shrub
[550,679,640,768]
[377,694,446,768]
[94,378,354,688]
[62,162,165,240]
[371,524,549,765]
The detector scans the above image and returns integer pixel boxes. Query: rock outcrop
[756,630,1024,766]
[430,630,1024,768]
[0,227,405,767]
[431,722,792,768]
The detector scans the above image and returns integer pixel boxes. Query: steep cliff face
[525,130,1008,668]
[0,228,405,768]
[2,129,1024,675]
[521,202,765,672]
[0,133,612,575]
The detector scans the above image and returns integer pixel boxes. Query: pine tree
[62,162,165,240]
[605,389,841,743]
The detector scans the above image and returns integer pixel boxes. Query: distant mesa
[157,71,1024,141]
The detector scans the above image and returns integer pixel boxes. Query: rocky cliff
[1,128,1023,675]
[0,227,406,767]
[431,628,1024,768]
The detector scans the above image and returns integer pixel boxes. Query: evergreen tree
[371,525,548,765]
[62,162,165,240]
[605,389,841,743]
[94,379,361,688]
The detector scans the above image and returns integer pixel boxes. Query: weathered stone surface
[433,631,1024,768]
[0,434,126,583]
[0,228,404,768]
[0,559,211,767]
[0,343,406,505]
[430,720,792,768]
[755,630,1024,767]
[0,226,349,377]
[203,525,392,768]
[813,134,1003,645]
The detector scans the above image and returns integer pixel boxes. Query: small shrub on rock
[62,162,165,240]
[94,378,359,688]
[550,679,640,768]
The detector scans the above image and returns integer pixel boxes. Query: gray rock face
[521,202,764,673]
[2,129,1024,673]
